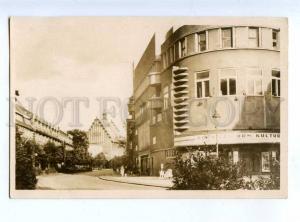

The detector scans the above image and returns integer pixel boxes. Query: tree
[109,155,128,171]
[245,160,280,190]
[15,128,38,190]
[172,151,280,190]
[43,141,64,168]
[67,129,90,165]
[92,152,108,169]
[172,152,245,190]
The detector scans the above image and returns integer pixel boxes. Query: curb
[98,177,172,189]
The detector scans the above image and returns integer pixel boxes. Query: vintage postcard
[9,17,288,198]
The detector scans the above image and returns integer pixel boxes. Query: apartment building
[15,103,73,151]
[128,25,281,176]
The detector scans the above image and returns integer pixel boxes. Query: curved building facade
[128,25,281,176]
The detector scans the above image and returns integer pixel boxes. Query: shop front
[174,131,280,175]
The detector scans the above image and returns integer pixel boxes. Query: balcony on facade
[148,72,161,86]
[149,97,163,110]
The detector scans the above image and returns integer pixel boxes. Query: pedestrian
[120,165,125,177]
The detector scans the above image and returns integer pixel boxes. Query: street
[36,172,168,190]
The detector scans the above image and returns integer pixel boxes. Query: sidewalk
[99,176,173,188]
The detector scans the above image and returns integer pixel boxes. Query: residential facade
[15,103,73,151]
[87,113,125,160]
[128,25,281,176]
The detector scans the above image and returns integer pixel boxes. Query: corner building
[129,25,281,176]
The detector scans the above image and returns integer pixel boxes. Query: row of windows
[195,69,281,98]
[166,149,177,158]
[229,151,277,172]
[136,69,280,123]
[162,27,280,69]
[136,85,171,121]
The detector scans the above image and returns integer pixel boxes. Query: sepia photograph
[9,17,288,198]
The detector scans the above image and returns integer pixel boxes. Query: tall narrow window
[152,136,156,145]
[169,46,174,64]
[272,29,279,48]
[261,152,271,172]
[157,112,162,122]
[247,68,263,95]
[222,28,232,48]
[162,53,167,69]
[163,86,169,109]
[272,70,280,96]
[196,71,210,98]
[165,51,169,67]
[198,31,206,51]
[219,69,237,95]
[249,27,259,47]
[180,38,186,57]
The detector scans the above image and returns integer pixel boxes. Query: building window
[152,136,156,145]
[196,71,210,98]
[165,52,169,67]
[180,38,187,57]
[272,30,279,48]
[163,86,169,109]
[261,152,271,172]
[219,69,237,95]
[249,27,259,47]
[221,28,232,48]
[247,68,263,95]
[157,113,162,122]
[271,151,277,161]
[152,113,156,124]
[233,151,239,164]
[173,46,176,61]
[169,46,174,64]
[198,31,206,51]
[272,70,280,97]
[162,53,167,69]
[166,149,177,158]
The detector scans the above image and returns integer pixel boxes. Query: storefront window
[233,151,239,163]
[261,152,271,172]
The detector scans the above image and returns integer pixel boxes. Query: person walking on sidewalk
[120,165,125,177]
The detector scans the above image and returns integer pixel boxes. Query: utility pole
[212,109,221,158]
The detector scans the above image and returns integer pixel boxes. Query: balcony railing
[149,97,163,109]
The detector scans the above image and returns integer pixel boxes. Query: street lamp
[212,109,221,158]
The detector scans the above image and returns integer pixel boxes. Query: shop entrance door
[241,152,260,175]
[140,155,149,175]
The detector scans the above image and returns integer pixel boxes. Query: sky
[10,17,179,133]
[10,17,287,133]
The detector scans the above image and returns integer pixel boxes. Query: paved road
[37,173,166,190]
